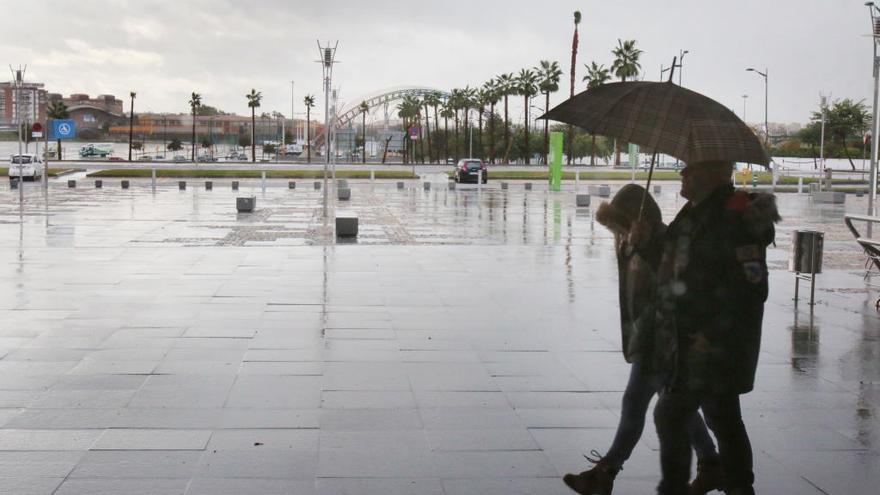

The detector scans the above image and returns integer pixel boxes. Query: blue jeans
[604,362,718,469]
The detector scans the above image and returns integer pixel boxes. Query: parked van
[8,154,45,181]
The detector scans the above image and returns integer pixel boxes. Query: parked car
[137,155,152,161]
[108,156,124,162]
[173,155,187,163]
[453,159,488,184]
[8,153,44,181]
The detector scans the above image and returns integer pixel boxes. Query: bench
[844,213,880,275]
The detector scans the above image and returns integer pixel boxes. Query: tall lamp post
[317,41,338,219]
[867,2,880,234]
[677,49,689,86]
[746,67,769,149]
[128,91,136,161]
[741,94,748,122]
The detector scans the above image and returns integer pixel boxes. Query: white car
[9,154,45,182]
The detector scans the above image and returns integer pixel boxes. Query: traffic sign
[32,122,43,132]
[50,119,76,140]
[408,126,419,139]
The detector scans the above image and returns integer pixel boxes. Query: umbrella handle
[638,152,658,221]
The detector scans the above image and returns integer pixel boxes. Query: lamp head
[746,68,755,72]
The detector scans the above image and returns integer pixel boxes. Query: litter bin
[789,230,824,274]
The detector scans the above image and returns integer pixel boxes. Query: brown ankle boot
[688,458,724,494]
[563,452,620,495]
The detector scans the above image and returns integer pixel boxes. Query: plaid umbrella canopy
[540,81,769,166]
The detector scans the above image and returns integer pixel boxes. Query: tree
[516,68,539,164]
[200,137,213,149]
[46,100,69,160]
[196,104,227,116]
[448,89,463,161]
[440,103,454,163]
[263,143,277,156]
[238,134,251,148]
[611,39,643,164]
[188,92,202,162]
[167,138,183,152]
[482,80,501,163]
[583,61,612,165]
[809,98,871,170]
[537,60,562,164]
[131,141,143,151]
[359,101,369,163]
[496,73,515,162]
[397,96,421,164]
[568,10,582,165]
[303,94,315,162]
[424,91,443,162]
[246,89,262,163]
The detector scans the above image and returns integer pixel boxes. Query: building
[0,81,48,127]
[51,93,125,131]
[109,113,321,146]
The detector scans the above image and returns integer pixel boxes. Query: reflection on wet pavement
[0,179,877,494]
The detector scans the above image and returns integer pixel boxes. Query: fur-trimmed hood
[740,190,781,244]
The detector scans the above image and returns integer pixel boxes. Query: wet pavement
[0,178,877,494]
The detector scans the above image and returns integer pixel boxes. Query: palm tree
[188,92,202,162]
[303,95,315,163]
[516,68,539,164]
[568,11,582,165]
[246,89,262,163]
[611,39,643,165]
[421,96,433,163]
[482,80,501,163]
[423,92,442,162]
[397,96,420,164]
[359,101,369,164]
[537,60,562,164]
[496,73,515,162]
[440,103,454,163]
[476,88,489,159]
[583,62,612,166]
[46,100,69,160]
[460,86,478,157]
[448,89,464,161]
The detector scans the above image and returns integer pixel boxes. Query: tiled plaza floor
[0,178,877,494]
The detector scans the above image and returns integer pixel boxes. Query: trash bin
[789,230,823,274]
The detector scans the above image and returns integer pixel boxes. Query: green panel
[549,131,563,192]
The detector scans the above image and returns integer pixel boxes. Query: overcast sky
[2,0,875,125]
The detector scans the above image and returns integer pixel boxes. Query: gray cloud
[1,0,874,125]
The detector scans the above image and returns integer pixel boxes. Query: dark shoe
[563,451,619,495]
[688,458,724,494]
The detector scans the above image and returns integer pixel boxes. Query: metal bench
[844,214,880,275]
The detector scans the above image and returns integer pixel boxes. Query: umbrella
[540,80,769,167]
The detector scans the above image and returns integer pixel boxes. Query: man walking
[652,161,779,495]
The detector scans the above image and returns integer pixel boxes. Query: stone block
[236,196,256,213]
[288,181,296,189]
[67,179,76,188]
[205,181,213,190]
[337,179,349,189]
[397,181,405,189]
[653,185,661,194]
[335,212,358,237]
[448,181,456,190]
[589,184,611,197]
[95,180,103,189]
[178,181,186,190]
[524,182,533,190]
[501,182,508,190]
[314,181,322,190]
[423,182,431,191]
[121,180,130,189]
[231,181,239,191]
[812,191,846,204]
[338,187,351,200]
[10,178,18,190]
[576,194,591,207]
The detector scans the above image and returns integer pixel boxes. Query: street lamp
[678,49,689,86]
[866,2,880,232]
[128,91,136,161]
[745,67,768,149]
[741,94,748,122]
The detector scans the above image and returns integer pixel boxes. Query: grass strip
[0,168,81,177]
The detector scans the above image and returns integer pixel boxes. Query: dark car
[453,159,488,184]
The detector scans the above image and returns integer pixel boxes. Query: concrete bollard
[448,181,456,190]
[812,191,846,204]
[231,181,239,191]
[338,187,351,200]
[525,182,533,190]
[121,180,130,189]
[370,169,375,181]
[67,179,76,188]
[288,181,296,189]
[337,179,349,189]
[314,181,321,190]
[335,212,359,237]
[798,177,803,195]
[95,180,103,189]
[151,168,156,189]
[653,185,661,194]
[501,182,508,190]
[205,181,213,190]
[178,181,186,190]
[423,182,431,191]
[576,194,591,207]
[598,184,611,197]
[10,178,19,190]
[575,171,580,189]
[236,196,256,212]
[261,171,266,190]
[397,181,405,189]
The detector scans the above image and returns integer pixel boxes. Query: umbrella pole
[638,151,658,221]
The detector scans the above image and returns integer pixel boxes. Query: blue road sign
[50,119,76,140]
